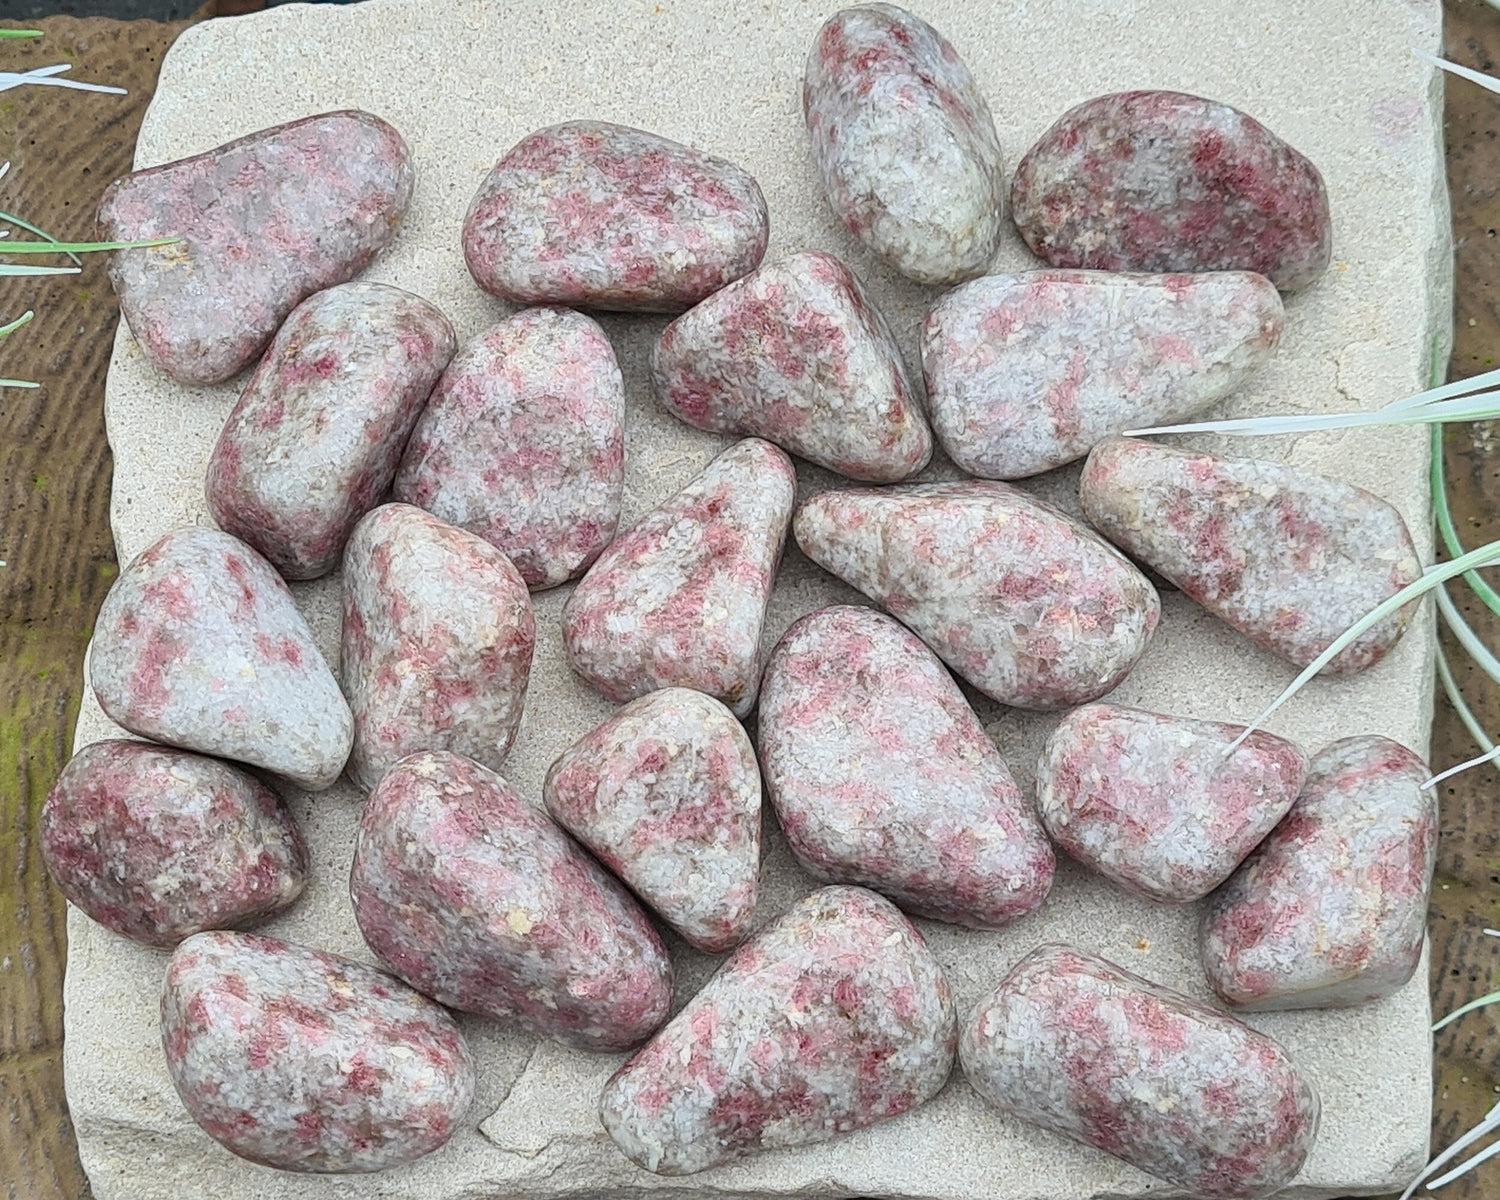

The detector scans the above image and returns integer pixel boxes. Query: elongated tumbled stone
[1201,736,1437,1010]
[960,943,1319,1200]
[41,740,306,949]
[795,481,1159,709]
[1080,437,1421,675]
[162,931,474,1173]
[396,307,624,588]
[394,307,624,590]
[463,120,768,312]
[1011,91,1332,292]
[351,751,673,1052]
[651,251,931,482]
[562,439,795,717]
[759,605,1053,927]
[100,111,413,385]
[1034,703,1307,903]
[206,282,456,580]
[803,4,1004,285]
[599,886,955,1175]
[543,688,761,954]
[89,528,353,790]
[340,504,535,794]
[921,270,1284,479]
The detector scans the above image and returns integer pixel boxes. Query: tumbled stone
[562,438,795,717]
[41,739,306,949]
[803,4,1004,285]
[794,480,1159,709]
[351,751,673,1052]
[759,605,1052,927]
[960,943,1320,1200]
[599,886,955,1175]
[89,528,353,790]
[100,111,413,385]
[205,282,456,580]
[463,120,768,312]
[1201,735,1437,1010]
[394,307,625,590]
[543,687,760,954]
[651,251,931,482]
[1011,91,1331,292]
[921,270,1284,479]
[1080,436,1421,675]
[340,504,535,794]
[1034,703,1307,903]
[161,930,474,1173]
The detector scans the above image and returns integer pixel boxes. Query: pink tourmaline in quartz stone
[599,886,955,1175]
[759,605,1053,927]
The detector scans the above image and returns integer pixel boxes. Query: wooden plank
[0,15,189,1200]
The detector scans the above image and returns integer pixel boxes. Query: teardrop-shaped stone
[89,528,352,790]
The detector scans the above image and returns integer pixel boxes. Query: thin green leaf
[0,69,124,96]
[1427,1137,1500,1191]
[0,30,43,39]
[1400,1100,1500,1200]
[0,263,79,276]
[1434,989,1500,1032]
[0,237,177,253]
[1123,390,1500,438]
[0,378,38,389]
[1417,49,1500,97]
[0,309,34,338]
[0,209,81,264]
[1436,643,1495,756]
[1225,540,1500,755]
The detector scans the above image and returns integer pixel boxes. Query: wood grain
[0,16,188,1200]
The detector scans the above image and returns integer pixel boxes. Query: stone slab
[67,1,1450,1197]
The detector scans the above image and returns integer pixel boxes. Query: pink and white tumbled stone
[100,110,414,385]
[803,4,1005,285]
[161,930,474,1173]
[340,504,535,793]
[651,251,931,482]
[205,281,456,580]
[1201,735,1438,1010]
[599,885,955,1175]
[921,270,1284,479]
[759,605,1053,927]
[395,307,625,590]
[351,751,673,1052]
[41,739,306,949]
[562,438,795,718]
[543,687,761,954]
[463,120,768,312]
[1034,703,1307,903]
[89,527,353,791]
[794,480,1160,709]
[1080,436,1422,676]
[1010,91,1332,293]
[960,943,1320,1200]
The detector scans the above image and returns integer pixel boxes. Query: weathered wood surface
[0,2,1497,1198]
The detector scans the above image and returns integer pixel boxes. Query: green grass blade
[1225,541,1500,754]
[1399,1099,1500,1200]
[0,209,81,264]
[1437,643,1496,755]
[0,30,43,39]
[0,309,34,338]
[0,237,177,254]
[1427,1137,1500,1191]
[0,377,39,388]
[0,263,79,276]
[1124,392,1500,438]
[1433,422,1500,616]
[1435,989,1500,1032]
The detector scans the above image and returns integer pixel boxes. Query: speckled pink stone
[759,605,1053,928]
[206,282,456,580]
[41,739,306,949]
[89,528,353,790]
[960,943,1320,1200]
[599,886,955,1175]
[463,121,768,312]
[1201,736,1437,1011]
[544,688,761,954]
[340,504,535,794]
[394,307,625,590]
[794,481,1159,709]
[803,4,1004,285]
[351,751,673,1052]
[1080,436,1421,676]
[100,111,413,385]
[562,438,795,717]
[161,930,474,1173]
[1011,91,1332,292]
[651,251,931,482]
[921,270,1284,479]
[1035,703,1307,903]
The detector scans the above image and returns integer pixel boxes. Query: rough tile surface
[76,1,1447,1198]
